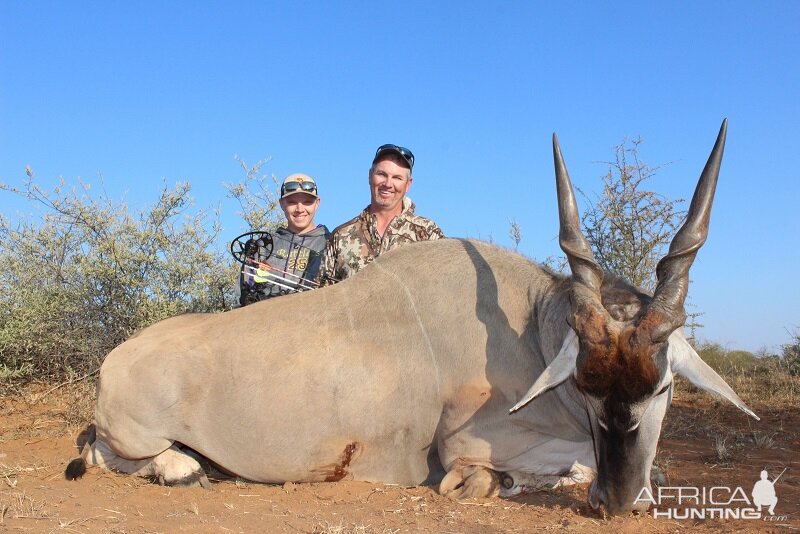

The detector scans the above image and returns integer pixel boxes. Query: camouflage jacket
[319,197,444,285]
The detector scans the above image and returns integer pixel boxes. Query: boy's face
[280,193,320,234]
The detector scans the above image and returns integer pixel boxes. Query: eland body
[67,120,754,514]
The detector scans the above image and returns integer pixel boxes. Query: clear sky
[1,2,798,352]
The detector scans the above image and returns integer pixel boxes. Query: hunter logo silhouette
[752,468,786,516]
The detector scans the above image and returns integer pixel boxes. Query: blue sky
[1,2,798,352]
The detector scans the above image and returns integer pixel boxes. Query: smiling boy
[239,173,330,305]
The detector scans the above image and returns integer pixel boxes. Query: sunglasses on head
[281,181,317,196]
[375,144,415,169]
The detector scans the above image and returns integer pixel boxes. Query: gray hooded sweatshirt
[239,224,330,304]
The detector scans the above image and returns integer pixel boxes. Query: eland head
[511,119,757,515]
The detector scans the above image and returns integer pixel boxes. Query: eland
[67,119,755,515]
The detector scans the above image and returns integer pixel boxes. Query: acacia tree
[508,219,522,251]
[223,156,285,231]
[579,137,685,292]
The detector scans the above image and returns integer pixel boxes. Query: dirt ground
[1,384,798,533]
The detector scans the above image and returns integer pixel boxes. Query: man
[239,173,330,305]
[320,144,443,284]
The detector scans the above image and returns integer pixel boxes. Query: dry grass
[722,370,800,406]
[0,461,53,481]
[692,347,800,406]
[712,435,733,463]
[0,491,49,521]
[57,378,97,430]
[667,357,800,435]
[749,430,776,449]
[659,355,798,487]
[311,521,396,534]
[0,378,96,443]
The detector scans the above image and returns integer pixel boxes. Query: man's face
[280,193,320,234]
[369,156,412,213]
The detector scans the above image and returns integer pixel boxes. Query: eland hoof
[439,465,500,499]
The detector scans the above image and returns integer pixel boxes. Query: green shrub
[0,178,235,379]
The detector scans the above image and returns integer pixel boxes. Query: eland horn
[644,119,728,342]
[553,134,609,337]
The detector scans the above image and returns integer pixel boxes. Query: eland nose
[589,479,651,515]
[588,479,605,512]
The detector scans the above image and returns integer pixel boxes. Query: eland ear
[510,329,579,413]
[668,332,759,420]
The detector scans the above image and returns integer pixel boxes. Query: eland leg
[70,431,209,488]
[498,461,596,497]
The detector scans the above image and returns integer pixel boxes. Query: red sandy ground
[0,386,797,533]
